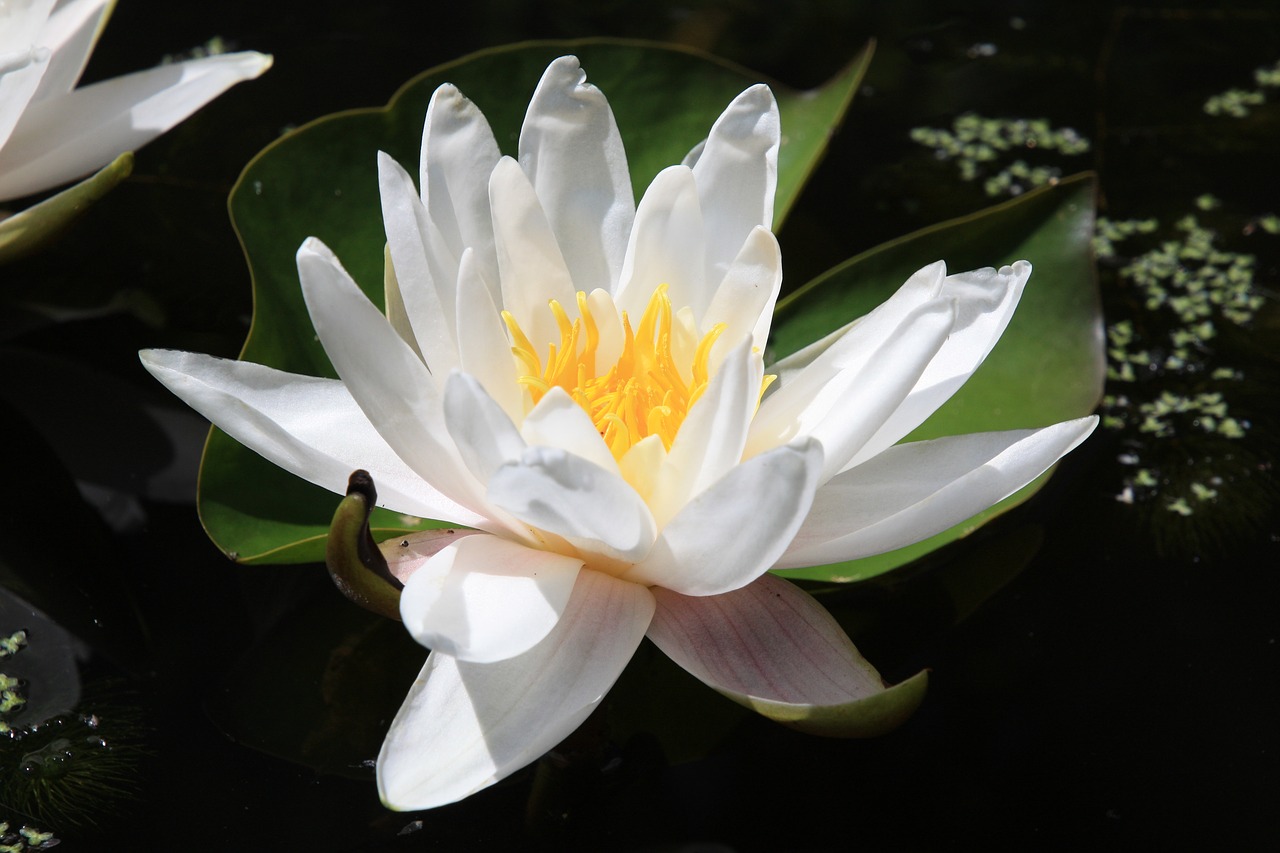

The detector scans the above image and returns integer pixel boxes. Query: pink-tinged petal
[519,56,634,294]
[701,225,782,359]
[615,165,706,318]
[454,248,523,422]
[381,528,480,584]
[420,83,502,302]
[296,238,491,518]
[842,261,1032,470]
[377,151,459,377]
[377,569,654,810]
[399,534,583,663]
[520,387,619,475]
[749,298,956,483]
[31,0,108,100]
[648,338,758,527]
[689,84,779,287]
[137,349,485,527]
[0,50,271,200]
[488,156,576,349]
[443,372,525,485]
[778,416,1099,568]
[488,446,657,564]
[623,438,823,596]
[648,573,927,736]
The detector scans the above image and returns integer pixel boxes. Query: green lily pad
[772,173,1104,582]
[206,39,873,564]
[0,152,133,265]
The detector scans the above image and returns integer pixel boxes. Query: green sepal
[325,470,403,621]
[742,669,929,737]
[0,152,134,265]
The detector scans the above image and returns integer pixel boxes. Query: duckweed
[910,113,1090,196]
[1204,58,1280,116]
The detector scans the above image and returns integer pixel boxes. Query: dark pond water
[2,1,1277,849]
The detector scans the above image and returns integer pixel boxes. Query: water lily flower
[140,56,1097,810]
[0,0,271,201]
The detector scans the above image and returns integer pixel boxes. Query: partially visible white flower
[0,0,271,201]
[141,56,1098,811]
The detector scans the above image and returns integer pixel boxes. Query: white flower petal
[585,287,624,373]
[0,48,49,164]
[519,56,634,295]
[765,317,853,393]
[623,437,823,596]
[0,50,271,200]
[399,534,583,663]
[382,244,420,358]
[764,262,1026,458]
[618,433,667,505]
[690,84,779,287]
[841,261,1032,470]
[701,224,782,361]
[420,83,502,303]
[488,446,657,563]
[488,155,576,349]
[30,0,108,100]
[615,165,706,318]
[443,372,525,485]
[377,151,459,378]
[649,338,758,527]
[454,248,523,421]
[137,349,484,527]
[377,569,654,810]
[680,137,705,169]
[759,261,946,417]
[648,572,916,734]
[749,298,957,482]
[0,0,55,55]
[297,238,489,517]
[806,302,957,481]
[778,416,1099,568]
[520,387,619,476]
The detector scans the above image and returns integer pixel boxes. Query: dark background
[2,1,1277,849]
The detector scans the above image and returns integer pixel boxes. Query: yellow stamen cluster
[503,286,724,460]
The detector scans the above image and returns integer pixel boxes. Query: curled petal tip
[1006,258,1032,278]
[248,51,274,75]
[295,236,326,261]
[741,82,777,101]
[548,54,583,72]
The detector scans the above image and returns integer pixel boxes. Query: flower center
[503,286,724,460]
